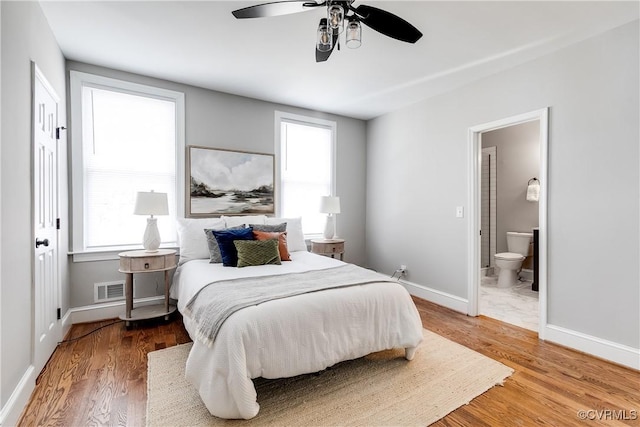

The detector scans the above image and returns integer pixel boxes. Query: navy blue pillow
[212,227,255,266]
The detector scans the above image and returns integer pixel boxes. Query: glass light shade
[346,19,362,49]
[317,18,332,52]
[328,5,344,33]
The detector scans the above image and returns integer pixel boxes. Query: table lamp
[134,190,168,252]
[320,196,340,240]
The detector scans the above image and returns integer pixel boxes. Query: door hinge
[56,218,61,230]
[57,308,61,320]
[55,126,67,140]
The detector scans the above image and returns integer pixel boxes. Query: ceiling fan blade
[354,4,423,43]
[315,29,340,62]
[232,0,322,19]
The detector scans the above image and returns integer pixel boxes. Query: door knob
[35,238,49,248]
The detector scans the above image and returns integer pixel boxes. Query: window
[70,71,184,258]
[275,112,336,235]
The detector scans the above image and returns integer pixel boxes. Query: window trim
[274,111,337,237]
[69,71,185,261]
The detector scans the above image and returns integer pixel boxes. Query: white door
[33,64,61,373]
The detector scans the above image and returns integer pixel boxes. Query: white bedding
[172,252,423,419]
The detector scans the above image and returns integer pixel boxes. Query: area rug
[146,329,513,426]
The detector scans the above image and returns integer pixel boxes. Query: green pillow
[234,239,282,268]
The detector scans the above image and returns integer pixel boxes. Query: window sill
[70,245,179,263]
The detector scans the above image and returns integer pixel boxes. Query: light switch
[456,206,464,218]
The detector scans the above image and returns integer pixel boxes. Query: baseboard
[0,365,35,427]
[545,324,640,370]
[69,295,165,324]
[399,279,468,314]
[61,308,73,339]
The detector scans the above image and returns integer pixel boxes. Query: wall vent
[94,280,125,303]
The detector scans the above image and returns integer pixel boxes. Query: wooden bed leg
[405,347,417,361]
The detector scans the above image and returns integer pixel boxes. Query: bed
[171,216,423,420]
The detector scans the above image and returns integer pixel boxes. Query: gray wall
[1,0,68,413]
[482,121,540,254]
[366,20,639,348]
[66,61,367,308]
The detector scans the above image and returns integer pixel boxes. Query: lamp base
[323,215,337,240]
[143,217,161,252]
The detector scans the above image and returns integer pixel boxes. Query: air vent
[94,280,125,303]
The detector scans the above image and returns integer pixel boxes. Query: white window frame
[69,71,185,262]
[274,111,337,238]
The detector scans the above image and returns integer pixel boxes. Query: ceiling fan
[232,0,423,62]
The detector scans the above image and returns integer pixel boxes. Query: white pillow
[222,215,267,228]
[176,217,225,265]
[265,217,306,252]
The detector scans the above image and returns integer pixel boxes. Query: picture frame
[187,145,275,217]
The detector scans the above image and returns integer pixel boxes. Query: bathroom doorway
[467,109,548,338]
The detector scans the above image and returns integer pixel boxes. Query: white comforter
[172,252,423,419]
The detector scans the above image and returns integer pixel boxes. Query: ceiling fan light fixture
[328,4,344,33]
[345,18,361,49]
[317,18,333,52]
[231,0,422,62]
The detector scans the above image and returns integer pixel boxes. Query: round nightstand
[310,239,345,260]
[118,249,177,326]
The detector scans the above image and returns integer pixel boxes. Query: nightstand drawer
[119,250,176,273]
[310,239,345,260]
[130,256,166,271]
[312,241,344,254]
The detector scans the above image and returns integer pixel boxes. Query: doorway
[467,109,548,339]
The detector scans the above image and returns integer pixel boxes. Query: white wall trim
[69,70,185,253]
[274,110,337,219]
[399,279,468,314]
[61,308,73,339]
[69,295,164,324]
[467,108,549,339]
[0,365,35,427]
[545,324,640,370]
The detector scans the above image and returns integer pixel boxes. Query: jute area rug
[146,329,513,426]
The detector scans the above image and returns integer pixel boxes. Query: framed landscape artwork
[187,146,275,217]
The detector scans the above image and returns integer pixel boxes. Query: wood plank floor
[18,297,640,426]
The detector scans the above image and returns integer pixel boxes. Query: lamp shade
[319,196,341,214]
[134,191,169,216]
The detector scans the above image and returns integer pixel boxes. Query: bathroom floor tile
[480,275,539,331]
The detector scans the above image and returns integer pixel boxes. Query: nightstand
[118,249,177,326]
[310,239,345,260]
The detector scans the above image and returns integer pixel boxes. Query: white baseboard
[544,324,640,370]
[61,308,73,339]
[399,279,468,314]
[69,295,165,324]
[0,365,35,427]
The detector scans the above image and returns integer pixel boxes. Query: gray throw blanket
[183,264,396,347]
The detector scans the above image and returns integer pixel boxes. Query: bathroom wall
[481,121,540,255]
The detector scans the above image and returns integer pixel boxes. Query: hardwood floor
[18,298,640,426]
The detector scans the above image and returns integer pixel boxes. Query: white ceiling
[39,1,638,120]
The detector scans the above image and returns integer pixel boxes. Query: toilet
[494,232,533,288]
